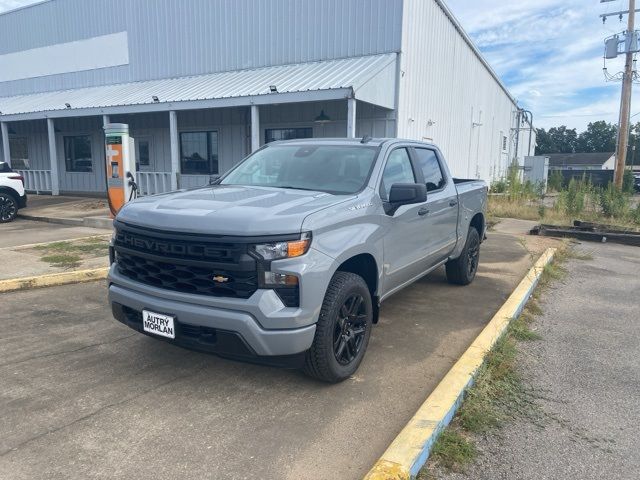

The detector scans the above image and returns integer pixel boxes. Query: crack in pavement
[0,334,137,368]
[0,362,207,457]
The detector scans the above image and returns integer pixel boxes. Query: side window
[380,148,416,200]
[414,148,446,192]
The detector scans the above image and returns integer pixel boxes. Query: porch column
[0,122,10,167]
[347,97,357,138]
[250,104,260,153]
[102,115,110,126]
[47,118,60,196]
[169,110,179,190]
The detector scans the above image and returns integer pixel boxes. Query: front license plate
[142,310,176,339]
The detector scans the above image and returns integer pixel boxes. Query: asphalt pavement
[0,231,541,480]
[442,241,640,480]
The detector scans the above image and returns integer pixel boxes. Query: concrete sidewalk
[19,195,111,229]
[0,232,559,480]
[442,242,640,480]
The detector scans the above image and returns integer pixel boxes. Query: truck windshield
[220,144,378,194]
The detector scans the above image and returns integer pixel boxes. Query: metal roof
[547,152,615,167]
[0,53,396,120]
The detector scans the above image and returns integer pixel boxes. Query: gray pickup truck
[108,138,487,382]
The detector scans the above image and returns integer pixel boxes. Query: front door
[380,147,432,295]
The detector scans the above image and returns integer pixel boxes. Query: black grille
[113,222,259,299]
[116,251,258,298]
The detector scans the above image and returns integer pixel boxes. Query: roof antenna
[360,134,372,144]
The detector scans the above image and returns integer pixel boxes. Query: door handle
[449,200,458,207]
[418,207,430,216]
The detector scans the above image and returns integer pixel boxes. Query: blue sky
[0,0,636,131]
[447,0,638,131]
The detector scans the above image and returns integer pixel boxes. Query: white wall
[397,0,522,182]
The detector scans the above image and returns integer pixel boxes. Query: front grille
[113,222,259,299]
[116,251,258,298]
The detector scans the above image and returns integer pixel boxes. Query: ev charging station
[104,123,137,217]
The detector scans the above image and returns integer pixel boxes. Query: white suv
[0,162,27,223]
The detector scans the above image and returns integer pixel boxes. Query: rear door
[411,147,459,266]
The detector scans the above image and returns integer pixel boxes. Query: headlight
[252,232,311,260]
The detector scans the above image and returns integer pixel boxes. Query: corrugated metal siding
[0,53,396,116]
[398,0,518,182]
[0,0,402,97]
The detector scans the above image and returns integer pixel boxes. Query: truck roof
[269,137,436,148]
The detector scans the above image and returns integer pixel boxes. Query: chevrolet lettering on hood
[115,231,223,258]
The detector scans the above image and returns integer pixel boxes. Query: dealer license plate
[142,310,176,339]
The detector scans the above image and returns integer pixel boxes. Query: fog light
[263,271,298,286]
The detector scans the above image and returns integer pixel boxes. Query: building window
[64,135,93,172]
[265,127,313,144]
[137,138,151,167]
[414,148,446,191]
[9,136,29,169]
[180,131,218,175]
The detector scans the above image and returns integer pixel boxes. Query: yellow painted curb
[364,247,557,480]
[0,267,110,293]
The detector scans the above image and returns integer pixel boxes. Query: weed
[41,254,82,269]
[548,170,564,192]
[421,244,589,477]
[428,429,477,473]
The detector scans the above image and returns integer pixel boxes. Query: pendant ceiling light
[314,109,332,124]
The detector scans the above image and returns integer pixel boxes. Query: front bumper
[108,273,317,367]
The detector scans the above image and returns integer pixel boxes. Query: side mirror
[386,183,427,215]
[209,174,221,185]
[389,182,427,205]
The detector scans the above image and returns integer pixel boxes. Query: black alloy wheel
[0,193,17,223]
[466,233,480,279]
[333,293,368,365]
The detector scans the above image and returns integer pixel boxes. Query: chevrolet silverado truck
[108,138,487,382]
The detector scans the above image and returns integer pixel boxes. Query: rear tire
[446,227,480,285]
[304,271,373,383]
[0,192,18,223]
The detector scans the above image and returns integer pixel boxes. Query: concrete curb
[18,213,113,229]
[0,267,110,293]
[363,247,557,480]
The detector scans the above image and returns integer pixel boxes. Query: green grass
[34,238,109,255]
[33,237,109,269]
[421,244,585,477]
[40,254,82,269]
[426,430,477,474]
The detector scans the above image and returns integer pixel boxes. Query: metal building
[0,0,535,196]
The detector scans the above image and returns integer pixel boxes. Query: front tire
[446,227,480,285]
[304,271,373,383]
[0,192,18,223]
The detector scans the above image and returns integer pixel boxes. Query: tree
[576,121,617,153]
[535,126,578,154]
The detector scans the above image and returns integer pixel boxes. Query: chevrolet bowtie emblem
[212,275,229,283]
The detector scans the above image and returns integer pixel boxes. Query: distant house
[547,152,615,171]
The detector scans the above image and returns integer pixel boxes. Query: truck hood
[116,185,353,235]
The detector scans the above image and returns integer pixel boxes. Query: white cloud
[446,0,637,131]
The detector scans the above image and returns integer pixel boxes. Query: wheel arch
[469,212,485,240]
[0,186,20,200]
[335,253,380,323]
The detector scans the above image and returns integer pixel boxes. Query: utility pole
[615,0,636,188]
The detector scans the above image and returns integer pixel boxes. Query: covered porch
[0,54,397,197]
